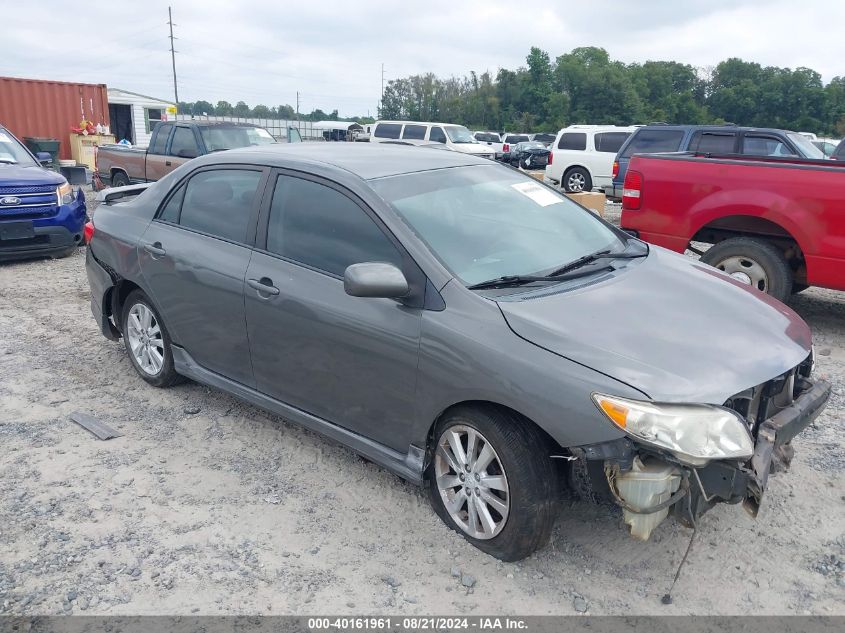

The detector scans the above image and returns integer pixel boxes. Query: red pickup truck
[620,152,845,301]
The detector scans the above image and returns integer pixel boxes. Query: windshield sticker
[0,133,12,143]
[255,128,273,138]
[510,181,562,207]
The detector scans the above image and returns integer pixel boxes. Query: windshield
[370,165,623,285]
[0,128,37,165]
[444,125,476,144]
[200,126,276,151]
[787,132,825,159]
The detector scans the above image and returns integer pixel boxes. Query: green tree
[233,101,251,117]
[252,104,272,118]
[215,100,233,116]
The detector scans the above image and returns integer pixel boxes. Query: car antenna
[661,498,698,605]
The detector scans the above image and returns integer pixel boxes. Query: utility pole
[380,63,385,117]
[168,6,179,110]
[296,91,300,118]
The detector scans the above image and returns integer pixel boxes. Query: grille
[0,205,58,219]
[0,184,57,195]
[0,187,59,219]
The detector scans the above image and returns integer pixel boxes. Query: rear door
[138,165,268,386]
[243,171,422,450]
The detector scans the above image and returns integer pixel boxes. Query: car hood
[453,144,496,155]
[496,247,812,404]
[0,163,65,186]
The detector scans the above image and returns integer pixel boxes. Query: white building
[107,88,176,147]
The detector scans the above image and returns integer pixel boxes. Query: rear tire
[121,289,183,387]
[700,237,792,301]
[427,406,557,561]
[563,167,591,193]
[111,171,130,188]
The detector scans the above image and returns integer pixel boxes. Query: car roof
[634,124,796,134]
[203,142,492,180]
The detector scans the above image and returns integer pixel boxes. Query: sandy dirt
[0,198,842,616]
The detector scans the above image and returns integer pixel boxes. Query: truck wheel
[427,406,557,561]
[700,237,792,301]
[112,171,130,188]
[122,290,184,388]
[563,167,591,193]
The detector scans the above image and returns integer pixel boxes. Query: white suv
[544,125,637,193]
[370,121,495,159]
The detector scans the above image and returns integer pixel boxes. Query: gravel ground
[0,194,842,616]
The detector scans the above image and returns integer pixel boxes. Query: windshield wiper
[467,265,615,290]
[546,246,647,277]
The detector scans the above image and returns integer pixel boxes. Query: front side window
[178,169,262,243]
[429,127,447,143]
[557,133,587,151]
[835,141,845,159]
[266,175,402,277]
[402,125,427,140]
[785,132,825,159]
[594,132,631,153]
[374,123,402,139]
[370,165,623,286]
[621,129,685,158]
[150,124,172,155]
[168,127,200,158]
[742,135,797,157]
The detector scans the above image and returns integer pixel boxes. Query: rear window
[504,135,529,144]
[374,123,402,139]
[594,132,630,153]
[621,129,685,158]
[532,134,555,143]
[475,132,500,143]
[557,133,587,151]
[402,124,426,140]
[689,132,737,154]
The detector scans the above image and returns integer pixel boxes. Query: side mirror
[177,149,198,159]
[344,262,409,299]
[36,151,52,166]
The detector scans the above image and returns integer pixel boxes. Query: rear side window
[168,127,199,158]
[178,169,263,243]
[742,135,797,157]
[429,127,446,143]
[158,185,185,223]
[374,123,401,139]
[266,175,403,277]
[594,132,630,153]
[557,133,587,151]
[621,129,685,157]
[689,132,736,154]
[402,125,426,140]
[150,124,173,155]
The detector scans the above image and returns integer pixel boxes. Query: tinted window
[475,132,500,143]
[266,175,402,276]
[402,125,426,140]
[150,124,172,154]
[429,127,446,143]
[621,129,685,157]
[532,134,556,143]
[158,185,185,223]
[594,132,631,153]
[557,133,587,151]
[374,123,401,139]
[169,127,199,158]
[689,132,736,154]
[835,141,845,159]
[504,135,529,144]
[179,169,262,243]
[742,135,797,157]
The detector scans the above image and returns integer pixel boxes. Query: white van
[370,121,495,159]
[544,125,637,192]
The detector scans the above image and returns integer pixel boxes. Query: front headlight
[592,393,753,466]
[57,182,74,205]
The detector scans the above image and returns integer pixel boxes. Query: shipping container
[0,76,110,160]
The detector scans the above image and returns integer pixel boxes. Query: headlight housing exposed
[592,393,754,466]
[57,182,74,205]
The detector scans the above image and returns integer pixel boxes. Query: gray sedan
[85,144,829,561]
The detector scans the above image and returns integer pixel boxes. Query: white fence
[174,114,321,141]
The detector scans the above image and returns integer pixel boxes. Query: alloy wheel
[126,303,165,376]
[434,425,510,540]
[567,172,586,192]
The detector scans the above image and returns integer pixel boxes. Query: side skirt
[171,346,426,485]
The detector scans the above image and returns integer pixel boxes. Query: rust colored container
[0,76,110,160]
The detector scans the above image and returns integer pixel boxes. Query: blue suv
[0,124,86,261]
[607,124,826,198]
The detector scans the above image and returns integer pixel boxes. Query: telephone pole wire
[168,6,179,109]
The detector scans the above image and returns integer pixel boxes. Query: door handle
[143,242,166,257]
[247,277,280,296]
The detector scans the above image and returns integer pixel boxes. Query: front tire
[122,289,183,387]
[700,237,792,301]
[427,406,557,561]
[563,167,591,193]
[111,171,130,188]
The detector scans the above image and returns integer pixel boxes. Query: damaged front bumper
[576,376,831,539]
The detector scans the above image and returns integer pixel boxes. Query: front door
[244,172,422,450]
[138,166,267,386]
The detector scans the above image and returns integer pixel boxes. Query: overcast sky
[1,0,843,118]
